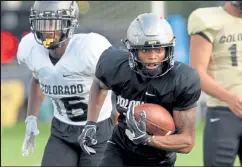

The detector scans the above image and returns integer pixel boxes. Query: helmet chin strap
[48,42,61,50]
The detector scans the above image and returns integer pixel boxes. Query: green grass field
[1,121,240,166]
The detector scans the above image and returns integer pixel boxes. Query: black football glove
[126,103,149,145]
[77,121,97,155]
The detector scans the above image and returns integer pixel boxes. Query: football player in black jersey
[78,13,202,166]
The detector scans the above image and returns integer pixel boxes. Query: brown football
[134,103,175,136]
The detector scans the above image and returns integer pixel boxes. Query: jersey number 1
[228,44,238,67]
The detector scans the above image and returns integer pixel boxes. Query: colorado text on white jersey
[17,32,112,125]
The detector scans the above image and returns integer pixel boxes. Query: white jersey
[17,32,113,125]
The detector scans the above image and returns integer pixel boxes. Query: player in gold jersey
[188,1,242,166]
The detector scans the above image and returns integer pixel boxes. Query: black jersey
[96,46,201,116]
[95,46,201,159]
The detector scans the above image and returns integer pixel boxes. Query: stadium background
[1,1,240,166]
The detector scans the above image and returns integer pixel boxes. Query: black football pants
[203,107,242,166]
[98,141,176,167]
[41,117,114,167]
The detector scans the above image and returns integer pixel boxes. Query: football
[134,103,175,136]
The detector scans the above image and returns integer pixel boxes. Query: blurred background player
[78,13,201,166]
[188,1,242,166]
[17,1,115,166]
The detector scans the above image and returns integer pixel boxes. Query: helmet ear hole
[124,39,131,50]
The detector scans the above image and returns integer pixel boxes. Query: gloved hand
[78,121,97,155]
[22,115,40,157]
[126,103,149,145]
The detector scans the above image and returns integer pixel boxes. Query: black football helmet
[29,1,79,50]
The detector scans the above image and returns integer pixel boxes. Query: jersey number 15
[54,96,88,122]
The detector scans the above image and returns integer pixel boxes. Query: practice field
[1,121,240,166]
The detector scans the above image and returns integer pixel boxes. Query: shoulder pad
[96,46,128,71]
[173,62,200,89]
[89,32,111,56]
[179,63,199,82]
[95,46,129,88]
[188,7,226,35]
[85,33,111,75]
[173,62,201,110]
[17,33,36,67]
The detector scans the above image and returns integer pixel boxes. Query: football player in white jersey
[17,1,115,166]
